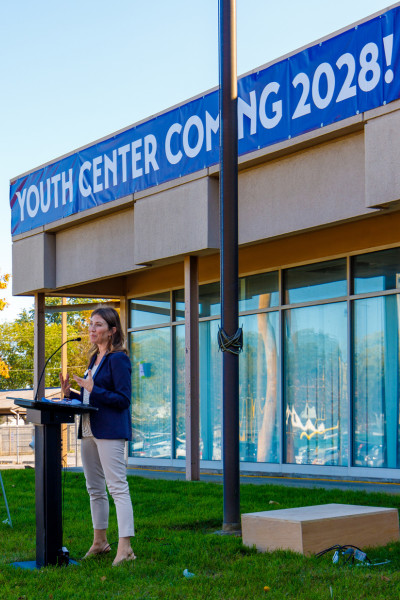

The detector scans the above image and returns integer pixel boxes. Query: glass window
[284,303,348,467]
[130,292,170,328]
[239,272,279,312]
[353,295,400,468]
[199,319,222,460]
[130,328,171,458]
[353,248,400,294]
[129,248,400,471]
[173,290,185,322]
[284,259,347,304]
[174,325,186,459]
[239,312,279,463]
[175,284,221,320]
[199,282,220,318]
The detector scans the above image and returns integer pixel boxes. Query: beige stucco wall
[55,209,135,289]
[133,175,219,265]
[365,106,400,209]
[12,232,55,294]
[238,132,368,245]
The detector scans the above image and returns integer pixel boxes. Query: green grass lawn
[1,469,400,599]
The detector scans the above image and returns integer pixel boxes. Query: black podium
[13,399,97,568]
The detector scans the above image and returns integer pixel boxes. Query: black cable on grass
[316,544,390,567]
[315,544,367,559]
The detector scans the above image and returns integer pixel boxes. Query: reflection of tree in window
[131,329,171,458]
[353,295,400,469]
[256,294,278,462]
[285,304,347,467]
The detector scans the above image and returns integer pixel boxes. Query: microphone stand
[34,337,81,402]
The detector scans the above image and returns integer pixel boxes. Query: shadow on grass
[168,519,223,532]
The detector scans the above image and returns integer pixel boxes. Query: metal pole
[0,472,12,527]
[61,298,68,468]
[219,0,241,532]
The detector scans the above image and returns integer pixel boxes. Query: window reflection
[285,259,346,304]
[200,319,222,460]
[239,272,279,311]
[174,290,185,322]
[129,251,400,472]
[239,310,279,463]
[130,292,170,328]
[175,271,279,321]
[199,283,220,318]
[174,325,186,459]
[130,328,171,458]
[285,303,348,466]
[353,248,400,294]
[353,295,400,468]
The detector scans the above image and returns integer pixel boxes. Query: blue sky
[0,0,395,321]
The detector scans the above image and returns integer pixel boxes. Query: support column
[184,256,200,481]
[119,296,129,340]
[34,293,46,401]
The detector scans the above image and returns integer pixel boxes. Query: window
[128,247,400,472]
[284,303,348,466]
[130,292,170,328]
[174,325,185,458]
[199,319,222,460]
[239,312,279,463]
[284,259,346,304]
[239,272,279,311]
[353,295,400,468]
[353,248,400,294]
[130,327,171,459]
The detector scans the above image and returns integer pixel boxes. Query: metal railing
[0,423,82,467]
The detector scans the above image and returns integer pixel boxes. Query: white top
[81,363,99,438]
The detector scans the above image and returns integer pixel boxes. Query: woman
[60,307,135,566]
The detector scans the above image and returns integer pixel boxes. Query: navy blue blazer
[71,351,132,441]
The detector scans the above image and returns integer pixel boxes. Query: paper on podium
[40,397,82,406]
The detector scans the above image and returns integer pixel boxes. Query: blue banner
[10,6,400,236]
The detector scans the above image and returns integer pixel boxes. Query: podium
[13,399,97,568]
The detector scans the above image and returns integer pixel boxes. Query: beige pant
[81,437,135,538]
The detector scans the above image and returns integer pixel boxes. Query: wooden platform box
[241,503,399,555]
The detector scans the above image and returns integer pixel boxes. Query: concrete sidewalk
[4,462,399,495]
[126,467,400,495]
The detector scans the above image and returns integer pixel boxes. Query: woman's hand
[59,373,71,397]
[73,370,94,394]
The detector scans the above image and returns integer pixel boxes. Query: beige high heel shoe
[83,543,111,559]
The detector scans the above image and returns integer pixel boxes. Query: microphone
[34,337,81,402]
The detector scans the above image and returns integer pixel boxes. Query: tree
[0,273,10,379]
[0,296,116,390]
[0,299,108,390]
[26,297,109,327]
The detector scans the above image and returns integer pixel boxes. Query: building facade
[10,3,400,479]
